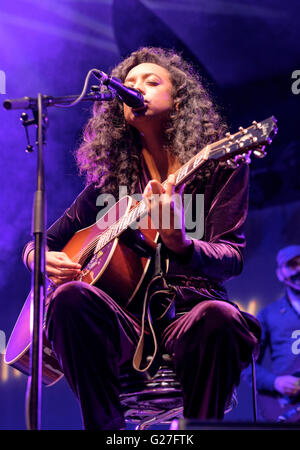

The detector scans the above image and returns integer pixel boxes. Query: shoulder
[66,183,103,227]
[71,183,102,208]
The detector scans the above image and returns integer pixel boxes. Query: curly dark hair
[76,47,227,196]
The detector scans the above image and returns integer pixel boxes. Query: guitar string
[69,154,228,265]
[68,126,268,265]
[70,202,147,265]
[70,149,263,264]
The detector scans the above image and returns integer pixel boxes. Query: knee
[48,281,116,320]
[193,300,239,334]
[48,281,94,321]
[169,301,240,360]
[53,280,83,298]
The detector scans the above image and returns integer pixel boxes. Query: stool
[119,353,239,430]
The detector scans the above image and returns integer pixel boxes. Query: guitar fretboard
[92,116,277,254]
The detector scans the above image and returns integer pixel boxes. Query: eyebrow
[125,72,162,83]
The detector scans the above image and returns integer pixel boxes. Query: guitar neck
[95,116,278,251]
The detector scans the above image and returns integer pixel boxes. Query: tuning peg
[233,152,251,166]
[235,154,244,165]
[253,146,267,158]
[238,126,247,135]
[225,132,233,140]
[252,120,262,129]
[226,159,237,168]
[234,152,251,165]
[243,151,252,164]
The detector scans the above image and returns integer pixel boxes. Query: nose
[133,82,146,95]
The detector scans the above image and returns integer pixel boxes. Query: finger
[149,180,165,195]
[59,254,82,267]
[143,189,156,212]
[49,276,60,286]
[59,267,82,276]
[49,252,81,268]
[143,181,162,215]
[290,384,300,392]
[165,174,176,197]
[143,184,151,198]
[178,182,186,196]
[286,389,297,396]
[286,380,299,388]
[50,259,81,269]
[46,266,81,277]
[56,274,80,282]
[50,270,80,283]
[46,266,65,277]
[143,181,154,197]
[284,387,298,396]
[49,276,68,286]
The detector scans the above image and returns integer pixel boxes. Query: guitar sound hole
[78,250,96,271]
[78,243,107,274]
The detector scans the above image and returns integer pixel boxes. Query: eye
[147,80,159,86]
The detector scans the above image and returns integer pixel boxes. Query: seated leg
[161,300,259,420]
[46,280,140,430]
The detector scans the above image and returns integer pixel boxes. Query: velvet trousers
[45,280,260,430]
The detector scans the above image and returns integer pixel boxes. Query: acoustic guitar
[5,117,278,386]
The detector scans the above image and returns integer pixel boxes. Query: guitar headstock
[213,116,278,168]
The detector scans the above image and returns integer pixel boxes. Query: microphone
[94,70,144,109]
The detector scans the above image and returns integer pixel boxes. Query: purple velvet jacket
[23,159,249,314]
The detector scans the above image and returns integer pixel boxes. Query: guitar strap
[132,242,177,377]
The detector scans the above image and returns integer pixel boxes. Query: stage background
[0,0,299,429]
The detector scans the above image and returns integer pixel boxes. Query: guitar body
[4,116,278,386]
[258,367,300,422]
[5,196,158,386]
[64,195,158,306]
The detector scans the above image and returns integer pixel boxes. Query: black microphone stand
[26,93,46,431]
[3,82,116,430]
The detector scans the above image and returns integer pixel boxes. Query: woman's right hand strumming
[28,250,82,286]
